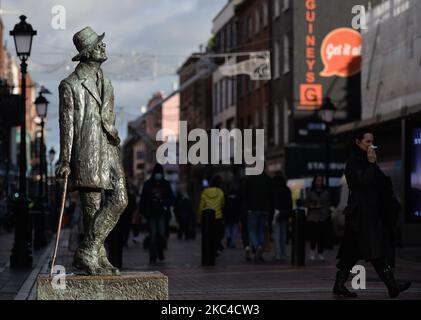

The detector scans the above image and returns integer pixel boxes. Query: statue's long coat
[58,62,123,191]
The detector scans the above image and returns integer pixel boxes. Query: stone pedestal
[37,272,168,300]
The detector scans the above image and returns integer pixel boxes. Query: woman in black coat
[333,131,411,298]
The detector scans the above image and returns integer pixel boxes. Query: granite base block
[37,272,168,300]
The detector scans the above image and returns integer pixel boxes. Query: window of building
[274,104,280,146]
[227,78,232,107]
[219,81,223,113]
[274,0,280,17]
[274,40,280,79]
[238,20,243,45]
[263,107,268,147]
[213,82,218,115]
[215,33,221,51]
[233,21,238,48]
[226,23,232,50]
[283,34,290,74]
[136,150,145,160]
[247,16,253,40]
[221,79,225,110]
[284,98,289,144]
[283,0,290,11]
[263,1,269,26]
[255,10,260,35]
[232,77,237,104]
[223,79,228,109]
[220,28,225,52]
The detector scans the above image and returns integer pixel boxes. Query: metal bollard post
[201,208,216,266]
[291,207,306,266]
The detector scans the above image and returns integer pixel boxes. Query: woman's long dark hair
[311,175,325,190]
[348,129,374,155]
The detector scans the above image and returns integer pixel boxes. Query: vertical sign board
[292,0,367,141]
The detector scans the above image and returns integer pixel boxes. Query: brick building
[177,54,213,205]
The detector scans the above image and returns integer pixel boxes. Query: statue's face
[88,41,107,63]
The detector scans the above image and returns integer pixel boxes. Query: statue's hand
[56,162,71,179]
[110,136,121,147]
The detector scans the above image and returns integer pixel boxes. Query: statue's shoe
[98,246,120,276]
[73,248,102,276]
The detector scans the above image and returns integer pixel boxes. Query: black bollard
[201,208,216,266]
[291,207,306,266]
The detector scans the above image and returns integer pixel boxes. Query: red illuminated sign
[298,0,322,111]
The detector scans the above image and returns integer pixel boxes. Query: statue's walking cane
[49,172,69,277]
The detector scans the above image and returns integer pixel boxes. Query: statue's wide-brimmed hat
[72,27,105,61]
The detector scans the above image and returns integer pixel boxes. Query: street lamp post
[48,147,56,207]
[9,15,37,268]
[33,92,49,249]
[47,147,56,236]
[318,97,336,189]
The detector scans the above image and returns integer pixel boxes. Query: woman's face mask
[155,173,163,181]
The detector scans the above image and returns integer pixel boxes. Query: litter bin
[201,208,216,266]
[291,207,306,266]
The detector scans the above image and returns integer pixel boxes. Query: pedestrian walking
[139,164,174,265]
[223,184,241,248]
[272,172,292,261]
[239,177,251,261]
[333,130,411,298]
[174,189,195,240]
[198,175,225,256]
[305,175,332,262]
[245,165,273,262]
[122,183,137,247]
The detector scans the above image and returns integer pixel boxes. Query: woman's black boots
[375,265,411,298]
[333,269,358,298]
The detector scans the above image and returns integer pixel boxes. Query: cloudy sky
[1,0,226,155]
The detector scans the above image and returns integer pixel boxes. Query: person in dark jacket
[174,189,195,240]
[245,166,273,261]
[305,175,331,262]
[139,164,174,264]
[333,131,411,299]
[124,184,138,246]
[272,172,292,261]
[238,176,251,260]
[224,183,241,248]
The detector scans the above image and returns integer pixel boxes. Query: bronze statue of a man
[56,27,128,275]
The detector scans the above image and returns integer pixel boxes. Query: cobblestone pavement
[1,228,420,300]
[0,229,51,300]
[59,230,421,300]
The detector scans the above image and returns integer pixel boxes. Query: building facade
[125,91,180,191]
[212,0,238,131]
[235,0,271,135]
[177,54,213,205]
[267,0,293,174]
[0,17,37,198]
[267,0,369,189]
